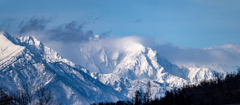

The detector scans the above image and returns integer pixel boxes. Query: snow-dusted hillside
[0,32,127,105]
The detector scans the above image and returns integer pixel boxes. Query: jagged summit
[74,37,220,98]
[77,39,186,80]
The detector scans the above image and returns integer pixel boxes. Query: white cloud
[154,43,240,66]
[17,27,240,68]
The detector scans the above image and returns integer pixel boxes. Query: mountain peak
[20,35,41,45]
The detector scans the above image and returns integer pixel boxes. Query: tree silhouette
[0,85,13,105]
[3,82,60,105]
[145,81,151,104]
[36,84,54,105]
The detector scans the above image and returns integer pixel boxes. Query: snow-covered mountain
[77,37,186,80]
[72,36,219,98]
[0,32,127,105]
[1,32,232,104]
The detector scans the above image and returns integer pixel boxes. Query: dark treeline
[0,83,59,105]
[92,69,240,105]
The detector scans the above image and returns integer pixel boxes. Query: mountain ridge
[0,32,128,105]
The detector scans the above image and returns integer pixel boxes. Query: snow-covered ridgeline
[0,32,128,105]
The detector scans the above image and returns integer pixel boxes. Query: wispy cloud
[48,21,93,43]
[17,16,110,43]
[18,17,51,34]
[153,43,240,66]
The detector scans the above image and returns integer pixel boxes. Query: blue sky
[0,0,240,48]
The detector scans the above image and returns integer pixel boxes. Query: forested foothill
[0,83,59,105]
[92,69,240,105]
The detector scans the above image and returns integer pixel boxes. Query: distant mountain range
[0,32,239,105]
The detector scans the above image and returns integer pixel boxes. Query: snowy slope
[0,32,127,105]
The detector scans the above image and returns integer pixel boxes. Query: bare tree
[145,81,151,103]
[134,90,142,105]
[10,82,59,105]
[35,84,54,105]
[11,83,33,105]
[0,85,13,105]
